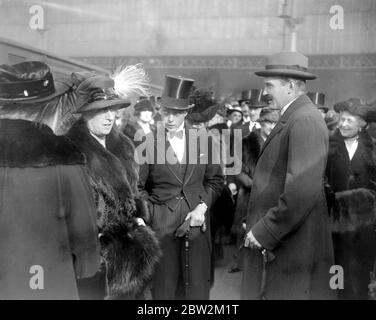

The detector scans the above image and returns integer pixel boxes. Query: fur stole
[66,119,161,299]
[0,119,84,167]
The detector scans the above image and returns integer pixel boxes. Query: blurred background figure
[240,89,265,136]
[326,97,376,300]
[0,61,101,299]
[307,92,328,119]
[122,97,155,147]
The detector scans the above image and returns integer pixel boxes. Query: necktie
[167,130,184,140]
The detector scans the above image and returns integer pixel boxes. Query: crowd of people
[0,51,375,300]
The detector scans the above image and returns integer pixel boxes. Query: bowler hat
[187,88,219,123]
[241,89,267,108]
[307,92,328,112]
[334,97,376,123]
[255,51,316,80]
[71,71,131,113]
[158,75,195,110]
[0,61,71,104]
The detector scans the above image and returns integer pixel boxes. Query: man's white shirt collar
[280,96,300,116]
[167,122,185,163]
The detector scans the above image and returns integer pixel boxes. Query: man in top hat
[138,75,224,300]
[240,89,267,137]
[123,98,155,147]
[0,61,101,299]
[241,51,335,300]
[307,92,328,119]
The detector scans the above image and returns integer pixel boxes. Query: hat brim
[76,99,131,114]
[157,101,195,110]
[0,80,71,104]
[255,69,317,80]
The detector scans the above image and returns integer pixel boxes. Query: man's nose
[168,114,174,121]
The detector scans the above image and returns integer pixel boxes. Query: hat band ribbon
[265,64,308,72]
[0,73,55,100]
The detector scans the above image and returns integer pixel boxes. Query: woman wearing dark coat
[65,70,161,300]
[326,99,376,300]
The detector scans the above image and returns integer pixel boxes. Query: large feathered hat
[73,63,150,114]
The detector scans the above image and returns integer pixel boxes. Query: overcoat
[241,95,336,300]
[0,119,100,299]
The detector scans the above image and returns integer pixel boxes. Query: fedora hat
[158,75,195,110]
[71,71,131,114]
[255,51,316,80]
[241,89,267,108]
[187,88,219,123]
[307,92,328,112]
[0,61,71,104]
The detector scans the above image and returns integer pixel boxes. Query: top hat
[255,51,316,80]
[333,97,376,123]
[0,61,72,104]
[241,89,267,108]
[307,92,328,112]
[186,88,219,123]
[71,71,131,113]
[158,75,195,110]
[134,98,153,112]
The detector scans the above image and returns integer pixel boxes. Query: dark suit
[139,124,224,299]
[241,95,336,300]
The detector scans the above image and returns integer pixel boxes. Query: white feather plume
[111,63,150,100]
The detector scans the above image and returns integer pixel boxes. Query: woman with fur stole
[65,68,161,299]
[326,98,376,299]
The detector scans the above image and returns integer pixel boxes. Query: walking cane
[184,230,190,299]
[259,249,275,300]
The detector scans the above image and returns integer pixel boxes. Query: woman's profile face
[86,108,117,138]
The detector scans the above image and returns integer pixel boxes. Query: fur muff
[332,188,376,233]
[66,119,161,299]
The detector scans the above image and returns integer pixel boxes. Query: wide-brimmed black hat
[134,98,153,112]
[71,71,131,114]
[255,51,316,80]
[158,75,195,110]
[227,106,243,117]
[186,88,219,123]
[240,89,267,108]
[334,97,376,123]
[307,92,328,112]
[0,61,71,104]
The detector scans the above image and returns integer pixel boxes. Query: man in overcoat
[241,52,336,300]
[138,75,224,300]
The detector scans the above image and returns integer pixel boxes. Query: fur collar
[66,119,139,209]
[0,119,85,168]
